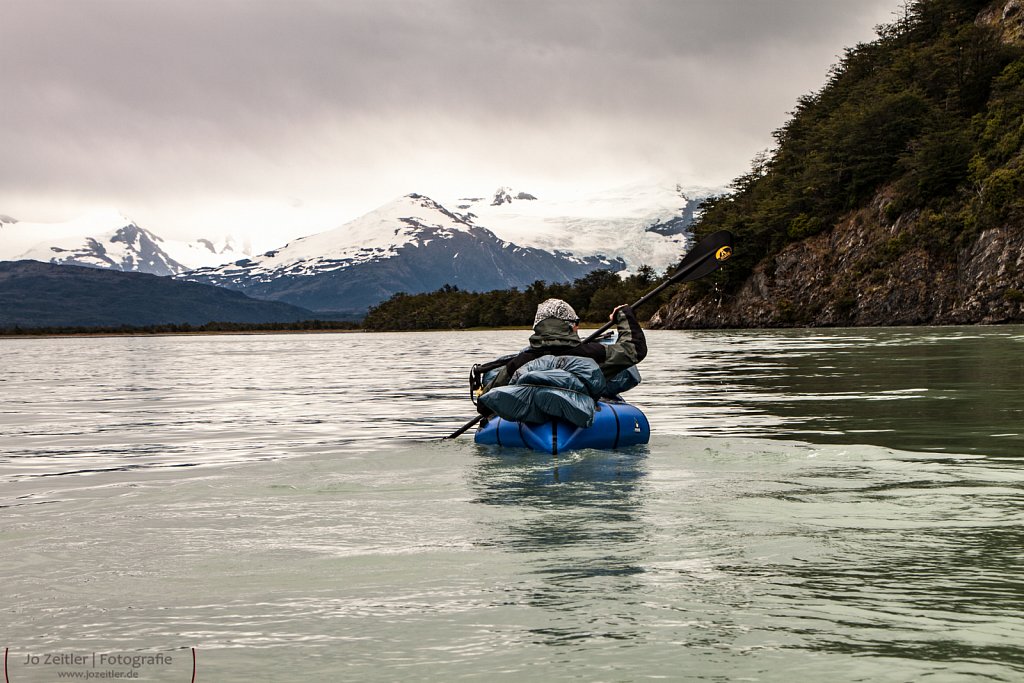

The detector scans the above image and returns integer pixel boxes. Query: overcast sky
[2,0,898,246]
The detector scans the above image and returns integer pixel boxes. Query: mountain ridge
[0,210,250,274]
[0,260,317,328]
[179,193,630,314]
[4,180,717,319]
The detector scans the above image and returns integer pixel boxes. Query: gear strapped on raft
[470,298,647,431]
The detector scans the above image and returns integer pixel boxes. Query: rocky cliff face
[652,192,1024,328]
[978,0,1024,42]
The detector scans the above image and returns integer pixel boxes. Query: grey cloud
[1,0,899,227]
[4,0,899,117]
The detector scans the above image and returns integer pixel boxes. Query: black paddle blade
[629,230,734,313]
[671,230,734,284]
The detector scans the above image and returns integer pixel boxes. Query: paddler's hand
[609,304,633,321]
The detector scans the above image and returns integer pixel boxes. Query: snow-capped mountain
[162,235,253,271]
[450,181,722,273]
[17,222,188,277]
[180,193,625,314]
[3,181,720,313]
[0,210,249,275]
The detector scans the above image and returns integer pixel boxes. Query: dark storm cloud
[0,0,898,228]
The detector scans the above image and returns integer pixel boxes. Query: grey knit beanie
[534,298,579,326]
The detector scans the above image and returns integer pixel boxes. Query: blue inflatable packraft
[474,399,650,454]
[473,339,649,454]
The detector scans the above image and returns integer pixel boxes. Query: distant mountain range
[0,210,249,275]
[180,183,719,313]
[2,181,721,321]
[0,260,314,328]
[179,193,628,314]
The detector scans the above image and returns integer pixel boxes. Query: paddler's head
[533,298,580,333]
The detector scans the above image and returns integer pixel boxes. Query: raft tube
[474,400,650,454]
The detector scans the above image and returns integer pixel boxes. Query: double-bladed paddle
[443,230,734,440]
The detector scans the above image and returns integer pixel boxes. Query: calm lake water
[2,327,1023,682]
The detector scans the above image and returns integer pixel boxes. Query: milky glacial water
[2,327,1023,682]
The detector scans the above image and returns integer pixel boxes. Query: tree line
[1,268,675,334]
[362,266,669,331]
[0,320,361,336]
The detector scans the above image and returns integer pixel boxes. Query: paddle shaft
[577,251,715,343]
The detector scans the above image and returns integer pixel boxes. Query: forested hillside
[362,268,664,330]
[655,0,1024,327]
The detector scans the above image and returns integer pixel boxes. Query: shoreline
[0,326,535,340]
[0,328,365,340]
[4,321,1021,341]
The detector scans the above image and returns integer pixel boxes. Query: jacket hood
[528,317,581,348]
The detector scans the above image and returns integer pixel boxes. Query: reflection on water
[471,448,654,649]
[722,451,1024,671]
[0,333,473,488]
[641,326,1024,456]
[472,447,649,556]
[2,329,1024,681]
[463,440,1024,679]
[2,326,1022,488]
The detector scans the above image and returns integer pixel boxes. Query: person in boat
[479,298,647,404]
